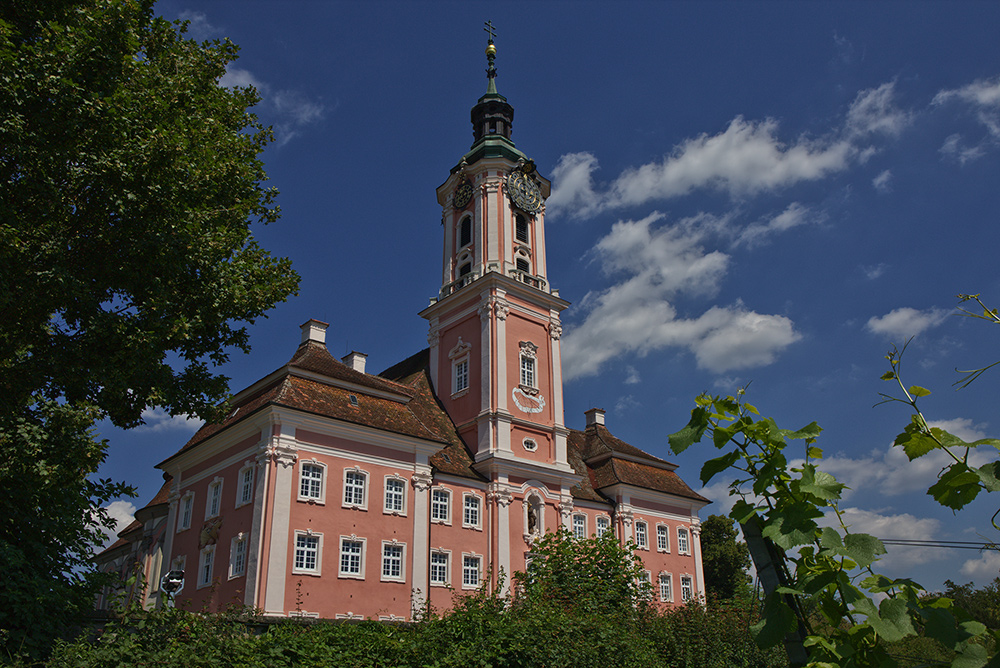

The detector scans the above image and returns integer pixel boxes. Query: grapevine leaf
[798,464,845,501]
[909,385,932,397]
[843,533,887,569]
[928,464,982,510]
[976,462,1000,492]
[952,642,988,668]
[668,407,709,454]
[894,421,939,460]
[751,592,798,649]
[762,505,820,549]
[731,499,757,524]
[700,451,740,485]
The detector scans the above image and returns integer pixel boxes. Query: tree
[0,0,298,658]
[699,514,751,601]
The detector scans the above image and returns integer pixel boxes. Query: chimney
[342,351,367,374]
[584,407,605,427]
[300,319,329,345]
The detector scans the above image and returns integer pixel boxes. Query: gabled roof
[95,477,173,561]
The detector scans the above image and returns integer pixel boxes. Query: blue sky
[97,1,1000,593]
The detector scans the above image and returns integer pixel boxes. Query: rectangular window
[295,534,320,573]
[659,573,673,602]
[519,355,536,387]
[431,489,450,523]
[344,470,366,507]
[384,478,405,514]
[300,463,324,501]
[635,521,648,549]
[207,480,222,518]
[382,543,404,581]
[462,555,480,588]
[238,467,255,506]
[657,525,669,552]
[178,493,194,531]
[678,528,690,554]
[596,516,610,537]
[198,546,215,588]
[229,537,247,578]
[681,575,694,602]
[463,494,480,528]
[430,552,449,585]
[339,539,364,577]
[573,514,586,539]
[454,359,469,394]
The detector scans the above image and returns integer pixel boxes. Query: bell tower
[419,27,575,484]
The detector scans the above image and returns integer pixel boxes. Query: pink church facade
[97,37,708,620]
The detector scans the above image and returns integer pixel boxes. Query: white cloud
[549,81,911,220]
[137,407,204,434]
[624,365,641,384]
[613,395,640,415]
[734,202,824,248]
[220,68,326,147]
[863,263,888,280]
[961,550,1000,582]
[846,82,913,138]
[933,76,1000,162]
[98,500,137,549]
[547,152,604,220]
[562,212,800,379]
[178,11,216,41]
[865,307,950,340]
[872,169,892,193]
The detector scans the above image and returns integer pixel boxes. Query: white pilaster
[410,470,433,613]
[485,181,499,264]
[261,422,297,615]
[692,521,706,601]
[244,442,270,608]
[489,481,514,596]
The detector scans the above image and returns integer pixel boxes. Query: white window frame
[342,467,368,510]
[572,514,587,539]
[678,527,690,555]
[298,460,327,504]
[383,475,407,516]
[635,521,649,550]
[380,540,406,583]
[229,533,248,579]
[293,530,322,576]
[659,572,673,602]
[681,574,694,602]
[462,493,482,529]
[462,553,482,589]
[236,464,255,508]
[338,536,366,579]
[453,357,469,395]
[177,491,195,532]
[430,550,450,586]
[641,570,652,599]
[206,477,223,519]
[197,545,215,589]
[431,487,451,524]
[656,523,670,552]
[596,515,611,537]
[519,354,536,388]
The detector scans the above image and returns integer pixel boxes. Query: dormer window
[515,215,529,243]
[459,216,472,247]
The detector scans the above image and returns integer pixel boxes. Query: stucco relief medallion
[512,387,545,413]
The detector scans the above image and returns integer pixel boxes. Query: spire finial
[484,20,498,95]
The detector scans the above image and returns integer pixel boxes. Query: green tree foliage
[943,579,1000,631]
[0,0,298,428]
[699,514,751,601]
[0,0,298,659]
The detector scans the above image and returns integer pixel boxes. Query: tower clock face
[453,181,473,209]
[505,170,543,214]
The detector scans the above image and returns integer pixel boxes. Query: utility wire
[878,538,997,550]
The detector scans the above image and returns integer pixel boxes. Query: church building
[96,34,709,620]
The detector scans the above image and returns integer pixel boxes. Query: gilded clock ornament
[453,180,473,209]
[505,168,543,214]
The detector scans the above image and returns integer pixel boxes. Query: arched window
[459,217,472,247]
[515,215,529,243]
